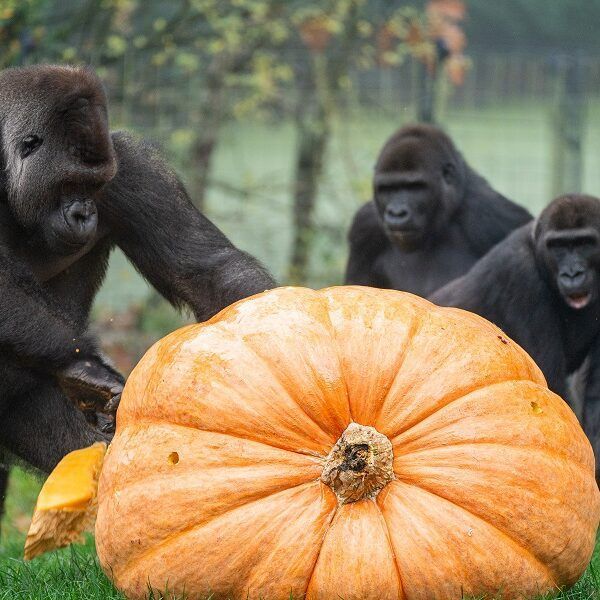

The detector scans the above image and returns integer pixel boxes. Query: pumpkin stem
[321,423,394,504]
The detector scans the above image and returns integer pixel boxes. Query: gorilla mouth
[386,224,422,238]
[566,292,592,310]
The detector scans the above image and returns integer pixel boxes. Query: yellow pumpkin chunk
[24,442,107,560]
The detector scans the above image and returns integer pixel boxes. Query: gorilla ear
[442,162,456,184]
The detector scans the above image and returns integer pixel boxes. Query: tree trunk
[190,134,218,214]
[552,54,586,197]
[189,62,226,213]
[288,55,331,285]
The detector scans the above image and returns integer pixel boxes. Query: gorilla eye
[442,163,456,183]
[19,135,43,159]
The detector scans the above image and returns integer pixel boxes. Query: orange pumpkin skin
[96,286,600,600]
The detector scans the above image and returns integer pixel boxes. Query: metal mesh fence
[91,51,600,314]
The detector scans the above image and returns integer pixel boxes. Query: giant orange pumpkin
[96,286,600,600]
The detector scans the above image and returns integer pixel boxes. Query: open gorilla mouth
[566,292,592,310]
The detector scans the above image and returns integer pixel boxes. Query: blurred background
[2,0,600,372]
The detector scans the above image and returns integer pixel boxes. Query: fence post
[551,54,587,197]
[417,61,438,123]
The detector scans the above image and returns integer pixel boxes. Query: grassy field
[0,469,599,599]
[2,103,600,597]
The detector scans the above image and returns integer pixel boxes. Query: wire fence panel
[93,51,600,311]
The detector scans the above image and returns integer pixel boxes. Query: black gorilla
[0,66,274,502]
[431,194,600,476]
[345,124,532,296]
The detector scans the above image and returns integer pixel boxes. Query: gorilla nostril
[563,269,585,280]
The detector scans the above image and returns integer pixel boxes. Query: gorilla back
[431,194,600,478]
[0,65,274,476]
[345,124,532,296]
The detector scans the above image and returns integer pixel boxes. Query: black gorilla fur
[0,65,274,517]
[345,124,532,296]
[431,194,600,478]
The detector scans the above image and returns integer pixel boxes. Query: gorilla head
[534,194,600,311]
[0,65,117,255]
[373,124,465,251]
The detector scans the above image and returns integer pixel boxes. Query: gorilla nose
[385,205,412,227]
[63,199,98,241]
[560,269,586,289]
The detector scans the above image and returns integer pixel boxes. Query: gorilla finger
[98,414,116,435]
[104,392,121,414]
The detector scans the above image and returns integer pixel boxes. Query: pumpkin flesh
[96,286,600,600]
[25,442,106,560]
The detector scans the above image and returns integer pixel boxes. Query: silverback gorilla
[431,194,600,478]
[0,66,274,500]
[345,124,532,296]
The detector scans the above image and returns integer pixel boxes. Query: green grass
[1,469,599,599]
[0,539,124,600]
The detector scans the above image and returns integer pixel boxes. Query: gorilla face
[0,65,117,255]
[535,195,600,311]
[373,126,463,251]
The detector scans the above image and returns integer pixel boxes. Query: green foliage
[0,0,45,68]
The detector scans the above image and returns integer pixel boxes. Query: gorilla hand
[57,356,124,418]
[83,410,118,437]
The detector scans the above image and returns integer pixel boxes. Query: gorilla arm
[102,132,275,322]
[0,253,123,413]
[345,201,390,287]
[580,339,600,480]
[0,251,93,368]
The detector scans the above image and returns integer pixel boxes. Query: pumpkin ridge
[385,378,542,442]
[315,291,353,420]
[101,422,323,493]
[132,417,325,460]
[302,499,339,598]
[386,480,558,587]
[394,446,598,539]
[321,286,429,426]
[99,458,321,516]
[318,291,354,423]
[377,499,406,600]
[371,313,424,426]
[227,328,347,445]
[439,306,547,386]
[391,379,534,451]
[115,481,325,581]
[389,380,590,467]
[393,441,593,473]
[136,331,193,420]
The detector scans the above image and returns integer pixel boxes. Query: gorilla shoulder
[345,201,391,287]
[348,201,389,251]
